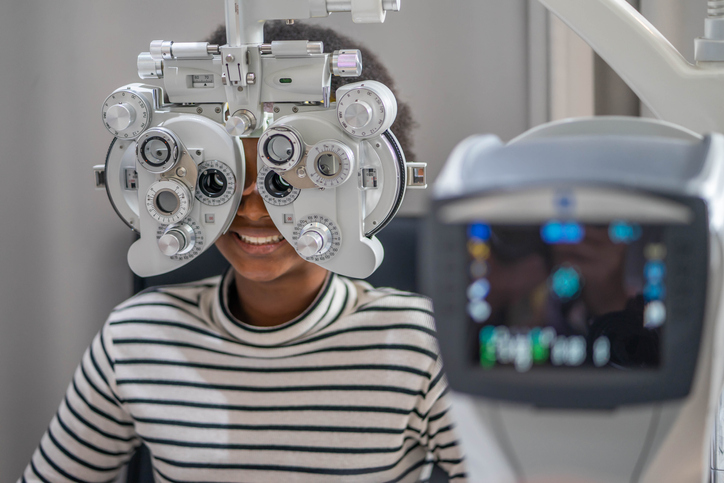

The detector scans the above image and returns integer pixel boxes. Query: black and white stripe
[22,272,466,482]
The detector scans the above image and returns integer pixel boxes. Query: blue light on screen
[609,221,642,244]
[541,221,585,244]
[468,223,491,241]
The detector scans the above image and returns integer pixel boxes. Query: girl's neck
[229,267,329,327]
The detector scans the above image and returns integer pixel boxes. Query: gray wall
[309,1,533,213]
[0,1,222,477]
[0,0,709,480]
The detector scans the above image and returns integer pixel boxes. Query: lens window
[317,153,340,177]
[155,190,179,214]
[264,171,294,198]
[265,135,294,164]
[199,169,227,198]
[143,137,171,166]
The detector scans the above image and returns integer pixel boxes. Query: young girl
[22,22,466,483]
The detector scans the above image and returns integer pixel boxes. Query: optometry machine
[94,0,425,279]
[426,0,724,482]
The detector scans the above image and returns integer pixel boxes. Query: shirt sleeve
[417,355,468,481]
[20,323,139,482]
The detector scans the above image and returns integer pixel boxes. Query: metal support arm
[539,0,724,135]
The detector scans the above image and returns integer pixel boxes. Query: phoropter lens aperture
[142,137,171,166]
[264,134,294,165]
[155,189,179,215]
[198,169,227,198]
[264,171,293,198]
[317,153,341,177]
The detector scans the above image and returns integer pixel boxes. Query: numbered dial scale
[336,82,395,139]
[155,218,205,261]
[146,180,193,224]
[292,215,342,262]
[195,160,237,206]
[102,88,151,139]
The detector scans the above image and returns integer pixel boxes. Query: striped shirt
[22,271,467,482]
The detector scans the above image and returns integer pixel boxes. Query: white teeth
[236,233,284,245]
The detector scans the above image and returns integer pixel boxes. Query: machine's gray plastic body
[427,118,724,483]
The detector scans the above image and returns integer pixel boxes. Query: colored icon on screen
[530,328,551,365]
[593,336,611,367]
[644,301,666,328]
[644,282,666,302]
[644,243,667,260]
[479,325,496,368]
[467,240,490,260]
[468,223,491,241]
[644,261,666,284]
[541,221,585,244]
[567,336,586,366]
[467,279,491,301]
[609,221,642,244]
[468,300,492,323]
[469,260,488,279]
[550,265,582,300]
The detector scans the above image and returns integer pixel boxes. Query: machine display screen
[467,221,666,371]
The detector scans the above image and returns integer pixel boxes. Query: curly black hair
[208,21,416,163]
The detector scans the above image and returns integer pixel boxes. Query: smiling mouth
[233,233,285,245]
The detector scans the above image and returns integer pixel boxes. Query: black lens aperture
[264,171,293,198]
[199,169,227,198]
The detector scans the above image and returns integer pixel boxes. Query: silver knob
[225,110,256,136]
[297,231,324,257]
[158,224,196,256]
[383,0,401,11]
[343,102,372,128]
[105,104,135,132]
[137,52,164,79]
[297,222,333,257]
[331,50,363,77]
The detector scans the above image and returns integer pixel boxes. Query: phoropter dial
[146,180,193,225]
[297,223,333,258]
[136,127,181,173]
[257,165,301,206]
[306,140,354,188]
[292,215,341,262]
[336,80,397,139]
[158,223,196,256]
[258,126,305,172]
[195,160,236,206]
[102,88,151,139]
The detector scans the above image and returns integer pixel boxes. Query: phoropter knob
[331,50,363,77]
[296,222,333,258]
[102,88,152,139]
[105,104,135,132]
[158,224,196,256]
[225,110,256,137]
[336,80,397,139]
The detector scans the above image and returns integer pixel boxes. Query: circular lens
[264,135,294,164]
[155,190,179,214]
[198,169,227,198]
[142,137,171,166]
[316,153,340,177]
[264,171,293,198]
